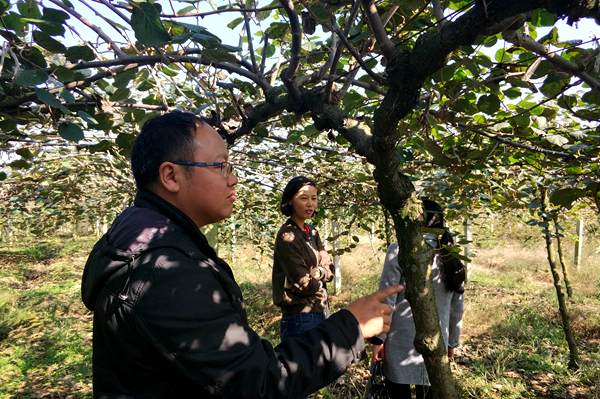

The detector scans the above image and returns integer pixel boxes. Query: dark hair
[280,176,317,216]
[422,198,466,293]
[422,198,445,228]
[131,111,206,190]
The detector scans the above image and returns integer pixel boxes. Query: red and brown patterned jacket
[272,219,335,315]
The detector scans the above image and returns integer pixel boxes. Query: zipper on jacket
[118,254,135,300]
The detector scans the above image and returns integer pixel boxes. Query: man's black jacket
[82,190,365,398]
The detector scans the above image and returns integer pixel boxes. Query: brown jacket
[272,219,335,315]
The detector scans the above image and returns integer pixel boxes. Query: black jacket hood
[81,190,222,310]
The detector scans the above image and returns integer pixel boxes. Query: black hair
[280,176,317,216]
[131,111,206,190]
[422,198,466,293]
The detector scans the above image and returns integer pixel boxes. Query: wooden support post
[574,219,584,271]
[463,218,472,268]
[331,220,342,294]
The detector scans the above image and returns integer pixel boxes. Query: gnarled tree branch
[504,30,600,91]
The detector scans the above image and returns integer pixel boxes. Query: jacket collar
[134,190,219,261]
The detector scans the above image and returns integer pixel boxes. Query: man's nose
[228,173,238,186]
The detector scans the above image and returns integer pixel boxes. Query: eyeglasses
[171,160,235,178]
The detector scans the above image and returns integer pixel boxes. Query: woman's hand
[319,250,332,268]
[318,250,334,281]
[372,343,385,362]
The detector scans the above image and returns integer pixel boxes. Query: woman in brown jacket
[272,176,335,339]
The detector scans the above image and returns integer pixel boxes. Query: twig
[323,0,360,101]
[90,0,131,24]
[259,34,269,77]
[330,19,386,86]
[47,0,126,58]
[242,10,258,73]
[279,0,302,104]
[360,0,394,60]
[464,125,582,160]
[159,6,281,18]
[504,30,600,91]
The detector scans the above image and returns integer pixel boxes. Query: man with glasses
[82,111,401,398]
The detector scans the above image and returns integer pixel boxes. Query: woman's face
[290,184,318,221]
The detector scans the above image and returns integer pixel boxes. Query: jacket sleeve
[448,290,464,348]
[134,248,365,399]
[376,243,403,342]
[274,228,322,297]
[314,230,334,282]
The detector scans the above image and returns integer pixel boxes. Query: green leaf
[202,48,238,63]
[60,89,76,103]
[565,165,585,175]
[2,12,27,35]
[503,87,521,99]
[137,79,155,91]
[219,44,242,53]
[65,45,95,62]
[42,7,69,22]
[482,35,497,47]
[9,159,30,169]
[33,30,67,53]
[540,79,564,98]
[16,147,33,159]
[582,90,600,105]
[511,114,530,127]
[477,94,500,115]
[190,32,222,47]
[543,134,568,147]
[17,0,41,18]
[176,22,219,36]
[308,3,329,22]
[538,27,559,45]
[177,5,195,15]
[531,9,556,27]
[14,69,48,86]
[0,0,10,14]
[265,44,275,58]
[549,188,586,209]
[494,49,512,63]
[0,171,6,180]
[265,22,289,39]
[453,98,477,113]
[131,3,171,46]
[110,87,130,101]
[77,111,98,126]
[35,88,69,112]
[113,69,137,88]
[343,91,364,113]
[20,46,46,68]
[227,17,243,29]
[160,65,180,77]
[58,122,84,141]
[22,17,65,36]
[54,66,75,82]
[116,132,135,149]
[557,95,577,109]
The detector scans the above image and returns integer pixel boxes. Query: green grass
[0,234,599,398]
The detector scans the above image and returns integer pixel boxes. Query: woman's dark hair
[422,198,466,293]
[280,176,317,216]
[131,111,208,190]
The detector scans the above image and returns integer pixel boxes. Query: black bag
[365,361,391,399]
[439,231,466,293]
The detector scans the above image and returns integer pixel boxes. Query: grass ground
[0,230,598,398]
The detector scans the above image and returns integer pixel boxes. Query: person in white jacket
[371,199,465,399]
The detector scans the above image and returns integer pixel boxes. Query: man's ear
[157,162,181,193]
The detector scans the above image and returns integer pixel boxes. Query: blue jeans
[280,312,325,340]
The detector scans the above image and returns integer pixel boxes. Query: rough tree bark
[540,186,580,370]
[552,215,574,299]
